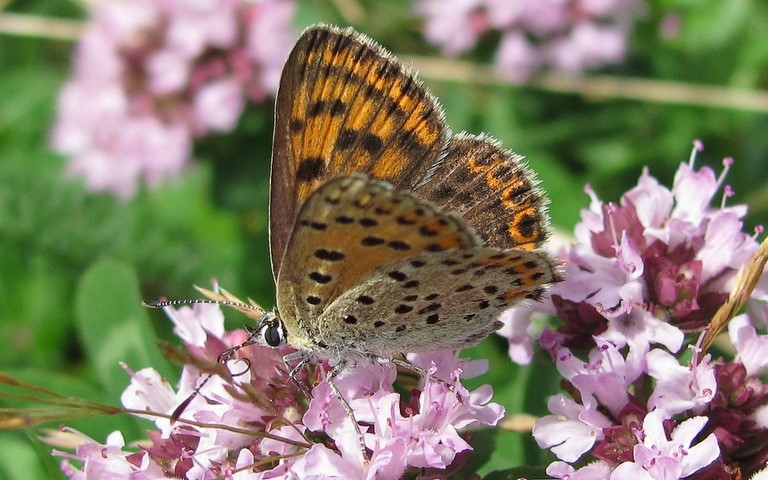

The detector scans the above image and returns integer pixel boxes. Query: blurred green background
[2,0,768,478]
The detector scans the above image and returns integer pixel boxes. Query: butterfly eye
[262,321,285,347]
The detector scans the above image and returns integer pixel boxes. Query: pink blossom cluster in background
[502,142,768,478]
[415,0,641,82]
[52,0,296,198]
[54,298,504,479]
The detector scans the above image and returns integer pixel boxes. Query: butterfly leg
[325,359,370,463]
[371,354,465,404]
[283,351,313,398]
[283,353,369,461]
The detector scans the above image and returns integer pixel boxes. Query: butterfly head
[253,309,288,348]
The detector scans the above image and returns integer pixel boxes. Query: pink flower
[534,394,612,462]
[528,142,768,478]
[611,411,720,479]
[52,0,296,198]
[556,339,631,417]
[415,0,486,56]
[164,0,239,56]
[146,49,190,95]
[547,459,613,479]
[55,292,503,478]
[645,349,716,416]
[600,308,684,381]
[729,313,768,376]
[547,22,627,72]
[495,31,540,83]
[530,145,760,361]
[55,429,166,479]
[193,77,245,132]
[246,0,301,94]
[497,300,554,364]
[517,0,570,35]
[415,0,642,82]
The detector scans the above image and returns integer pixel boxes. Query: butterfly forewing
[316,247,559,354]
[270,25,449,279]
[416,133,550,251]
[275,175,482,349]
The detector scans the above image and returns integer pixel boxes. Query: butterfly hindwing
[275,175,482,348]
[416,133,550,251]
[315,246,559,354]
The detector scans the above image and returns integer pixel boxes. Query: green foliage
[75,260,175,396]
[0,432,57,480]
[1,0,767,477]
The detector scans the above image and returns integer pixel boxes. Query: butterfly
[264,24,559,361]
[148,24,560,446]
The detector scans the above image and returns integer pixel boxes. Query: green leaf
[74,260,174,399]
[437,83,476,134]
[459,427,498,476]
[482,465,549,480]
[0,432,56,480]
[528,150,585,230]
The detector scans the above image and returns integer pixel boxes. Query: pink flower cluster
[414,0,641,82]
[52,0,296,198]
[55,299,504,478]
[509,142,768,479]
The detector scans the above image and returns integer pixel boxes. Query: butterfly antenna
[142,298,262,311]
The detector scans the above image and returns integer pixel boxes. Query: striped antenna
[142,298,261,311]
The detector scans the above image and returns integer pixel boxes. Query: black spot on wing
[300,219,328,231]
[395,304,413,314]
[290,118,304,133]
[388,271,407,281]
[417,303,441,314]
[361,133,384,154]
[362,236,386,246]
[308,271,332,284]
[296,157,326,182]
[389,240,411,251]
[336,128,356,150]
[356,295,375,305]
[419,225,438,237]
[314,249,345,261]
